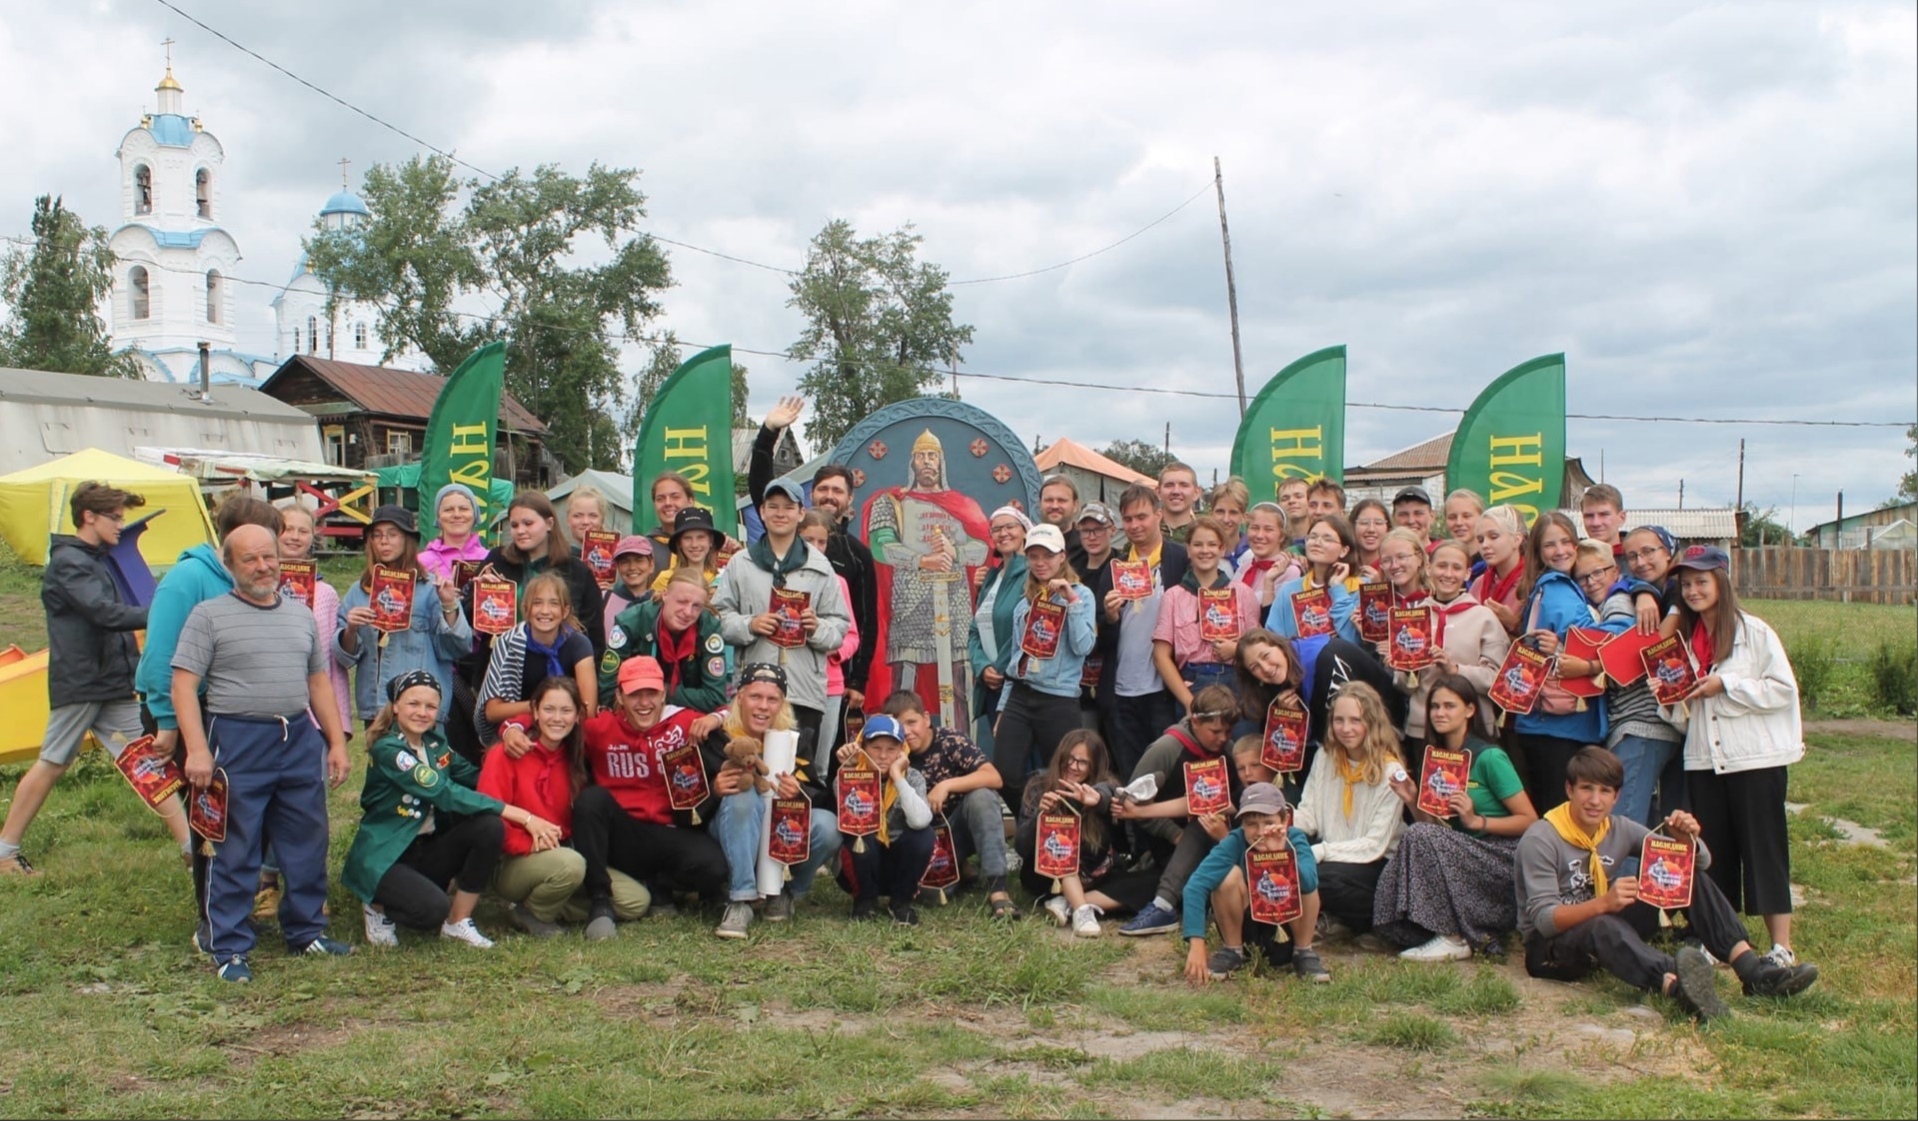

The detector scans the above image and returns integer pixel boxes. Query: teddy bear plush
[722,736,773,794]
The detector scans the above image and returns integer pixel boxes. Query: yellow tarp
[0,448,215,570]
[0,645,52,765]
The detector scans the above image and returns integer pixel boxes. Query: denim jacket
[1005,584,1097,698]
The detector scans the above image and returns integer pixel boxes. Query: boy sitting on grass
[1182,783,1329,984]
[1516,746,1819,1023]
[834,715,935,926]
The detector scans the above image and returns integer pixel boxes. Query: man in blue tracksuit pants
[171,525,352,982]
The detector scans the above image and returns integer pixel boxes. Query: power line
[148,0,1224,288]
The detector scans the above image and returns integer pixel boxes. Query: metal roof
[1621,507,1738,540]
[0,365,313,423]
[262,355,548,434]
[147,113,196,147]
[320,190,370,217]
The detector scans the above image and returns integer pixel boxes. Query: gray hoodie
[711,540,851,713]
[1515,814,1713,940]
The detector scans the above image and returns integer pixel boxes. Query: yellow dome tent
[0,448,215,570]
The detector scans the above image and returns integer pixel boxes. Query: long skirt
[1372,822,1519,953]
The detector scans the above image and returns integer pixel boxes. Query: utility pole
[1735,439,1745,511]
[1164,422,1171,457]
[1678,479,1685,510]
[1214,157,1247,417]
[949,345,960,400]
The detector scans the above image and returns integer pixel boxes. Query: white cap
[1025,523,1068,554]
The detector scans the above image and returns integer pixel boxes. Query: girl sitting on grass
[1015,730,1156,938]
[343,672,561,949]
[1292,682,1406,938]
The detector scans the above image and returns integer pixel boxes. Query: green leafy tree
[0,196,140,377]
[786,220,973,450]
[1101,438,1176,480]
[1899,423,1916,502]
[1739,503,1794,546]
[308,157,672,473]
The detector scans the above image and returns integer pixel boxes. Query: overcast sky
[3,0,1912,530]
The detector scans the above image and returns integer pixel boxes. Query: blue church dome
[319,190,370,217]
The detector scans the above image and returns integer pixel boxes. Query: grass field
[0,564,1913,1117]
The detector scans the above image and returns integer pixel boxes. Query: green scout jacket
[342,728,503,903]
[597,599,729,712]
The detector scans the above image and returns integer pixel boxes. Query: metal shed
[0,365,322,475]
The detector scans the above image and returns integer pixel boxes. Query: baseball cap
[1025,524,1068,554]
[616,656,665,694]
[860,714,906,744]
[1672,544,1729,573]
[1077,502,1115,527]
[763,478,807,507]
[1236,782,1291,819]
[614,535,654,560]
[369,504,419,536]
[1392,486,1433,508]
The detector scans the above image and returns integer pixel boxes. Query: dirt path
[1806,718,1916,743]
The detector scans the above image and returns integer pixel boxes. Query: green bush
[1788,637,1838,712]
[1866,640,1917,715]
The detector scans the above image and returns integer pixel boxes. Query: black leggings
[992,684,1084,808]
[1524,869,1755,993]
[1316,859,1386,933]
[372,813,505,930]
[570,785,729,902]
[1518,732,1590,813]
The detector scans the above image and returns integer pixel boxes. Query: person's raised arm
[750,396,805,508]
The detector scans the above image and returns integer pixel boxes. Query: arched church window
[130,266,150,319]
[293,326,302,354]
[354,321,369,350]
[196,170,212,219]
[323,324,332,354]
[205,271,223,324]
[134,165,153,215]
[306,316,318,355]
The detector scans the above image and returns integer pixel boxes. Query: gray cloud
[2,0,1910,531]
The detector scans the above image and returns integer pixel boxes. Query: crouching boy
[1181,782,1329,984]
[1516,746,1819,1023]
[834,715,935,926]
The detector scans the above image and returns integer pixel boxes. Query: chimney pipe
[197,341,212,402]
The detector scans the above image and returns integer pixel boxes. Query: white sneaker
[440,918,494,949]
[1398,933,1471,962]
[362,905,398,948]
[1072,904,1103,938]
[1765,944,1797,968]
[1041,895,1071,928]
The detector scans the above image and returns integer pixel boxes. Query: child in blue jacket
[1182,783,1329,984]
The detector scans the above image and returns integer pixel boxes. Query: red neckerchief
[656,620,697,697]
[1474,562,1523,612]
[1239,556,1276,589]
[1429,590,1478,646]
[1689,620,1715,672]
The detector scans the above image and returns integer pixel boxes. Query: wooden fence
[1734,547,1916,605]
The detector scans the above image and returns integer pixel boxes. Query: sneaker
[890,900,920,927]
[1071,904,1103,938]
[648,900,680,919]
[850,896,881,921]
[510,903,563,940]
[1205,946,1248,980]
[1041,895,1071,928]
[1317,914,1354,941]
[297,936,353,957]
[1292,946,1332,982]
[1119,902,1180,937]
[585,900,618,942]
[1004,850,1023,875]
[216,955,252,983]
[441,918,494,949]
[1743,959,1819,998]
[0,852,38,877]
[1671,946,1729,1023]
[764,892,794,922]
[362,905,399,948]
[1399,934,1472,962]
[1764,944,1798,969]
[715,901,754,940]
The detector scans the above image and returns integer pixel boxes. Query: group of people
[2,410,1819,1018]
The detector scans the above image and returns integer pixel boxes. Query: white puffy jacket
[1682,612,1805,775]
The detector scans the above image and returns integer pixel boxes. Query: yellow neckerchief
[1544,803,1610,897]
[852,740,901,846]
[1128,541,1164,570]
[1333,751,1368,820]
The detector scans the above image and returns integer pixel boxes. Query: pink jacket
[309,577,353,734]
[419,536,489,584]
[826,574,860,697]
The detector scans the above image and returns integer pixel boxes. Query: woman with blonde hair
[1292,681,1407,936]
[1411,538,1508,741]
[1469,505,1528,637]
[338,505,472,735]
[1442,489,1486,568]
[1209,477,1251,567]
[563,486,611,552]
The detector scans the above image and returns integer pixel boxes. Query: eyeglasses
[1623,547,1667,563]
[1576,565,1617,585]
[990,523,1024,535]
[1063,756,1091,770]
[1304,533,1342,546]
